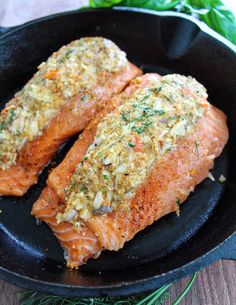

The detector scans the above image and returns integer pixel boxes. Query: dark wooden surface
[1,260,236,305]
[0,1,236,304]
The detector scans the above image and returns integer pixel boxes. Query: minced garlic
[0,37,127,170]
[57,74,209,224]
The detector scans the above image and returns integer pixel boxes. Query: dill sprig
[20,273,197,305]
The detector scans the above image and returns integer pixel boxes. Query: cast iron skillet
[0,7,235,297]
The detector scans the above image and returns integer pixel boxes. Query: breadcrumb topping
[57,74,209,224]
[0,37,127,170]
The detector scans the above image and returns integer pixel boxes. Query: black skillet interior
[0,8,236,297]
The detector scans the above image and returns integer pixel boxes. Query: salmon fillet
[0,38,141,196]
[32,73,228,268]
[32,74,160,268]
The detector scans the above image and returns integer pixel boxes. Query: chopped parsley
[58,49,74,63]
[131,121,153,134]
[164,94,174,103]
[80,156,88,165]
[140,94,151,103]
[103,174,109,180]
[70,181,75,188]
[0,109,15,132]
[154,110,165,115]
[121,101,165,135]
[121,111,129,122]
[128,142,135,147]
[176,198,181,206]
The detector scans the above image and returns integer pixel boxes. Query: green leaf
[121,0,181,11]
[200,7,236,44]
[90,0,181,10]
[89,0,123,8]
[183,0,236,44]
[88,0,236,44]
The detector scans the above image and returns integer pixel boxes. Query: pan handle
[217,233,236,261]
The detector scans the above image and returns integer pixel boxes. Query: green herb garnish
[20,273,197,305]
[154,110,165,115]
[81,156,88,165]
[58,49,74,63]
[69,181,75,188]
[89,0,236,44]
[131,121,153,134]
[128,142,135,147]
[176,198,181,206]
[103,174,109,180]
[121,111,129,122]
[0,109,15,131]
[165,94,174,103]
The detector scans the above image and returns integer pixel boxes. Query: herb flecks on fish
[58,74,208,224]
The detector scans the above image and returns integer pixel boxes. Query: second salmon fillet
[32,73,228,268]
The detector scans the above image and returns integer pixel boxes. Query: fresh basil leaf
[89,0,236,44]
[184,0,221,9]
[183,0,236,44]
[90,0,181,10]
[89,0,123,8]
[200,7,236,44]
[120,0,181,11]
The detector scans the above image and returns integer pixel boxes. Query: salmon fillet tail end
[32,187,102,268]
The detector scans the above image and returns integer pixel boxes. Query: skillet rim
[0,234,234,297]
[0,6,235,53]
[0,7,235,297]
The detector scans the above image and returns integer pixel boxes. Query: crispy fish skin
[0,58,141,196]
[32,73,228,268]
